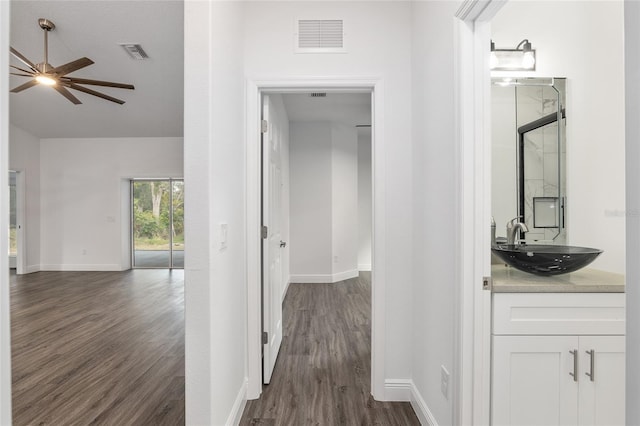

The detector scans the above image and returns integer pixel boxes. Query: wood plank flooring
[10,269,184,426]
[241,273,419,426]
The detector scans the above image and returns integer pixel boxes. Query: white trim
[246,77,386,401]
[358,263,372,271]
[40,264,123,272]
[384,378,412,401]
[410,380,439,426]
[25,265,40,274]
[0,1,12,423]
[454,1,506,425]
[282,277,291,302]
[225,380,247,426]
[289,269,358,284]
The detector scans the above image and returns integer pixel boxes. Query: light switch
[220,223,228,250]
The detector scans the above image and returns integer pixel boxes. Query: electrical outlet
[220,223,228,250]
[333,255,339,263]
[440,365,450,399]
[82,248,87,255]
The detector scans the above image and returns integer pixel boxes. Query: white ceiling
[9,0,184,138]
[281,93,371,127]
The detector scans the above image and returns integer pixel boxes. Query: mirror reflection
[492,77,567,245]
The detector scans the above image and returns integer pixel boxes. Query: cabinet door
[492,336,579,426]
[578,336,625,426]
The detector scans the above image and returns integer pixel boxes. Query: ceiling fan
[9,18,135,105]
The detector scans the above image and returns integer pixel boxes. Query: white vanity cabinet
[491,292,625,426]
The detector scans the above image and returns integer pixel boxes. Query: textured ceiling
[9,0,183,138]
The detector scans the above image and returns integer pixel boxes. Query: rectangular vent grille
[297,20,344,52]
[309,93,327,98]
[119,44,149,60]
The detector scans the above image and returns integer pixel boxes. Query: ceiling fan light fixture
[35,75,56,86]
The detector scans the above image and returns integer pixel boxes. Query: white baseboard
[409,380,439,426]
[282,277,291,302]
[226,379,247,426]
[290,269,359,284]
[384,378,413,401]
[25,265,40,274]
[383,379,438,425]
[358,263,372,271]
[40,264,122,272]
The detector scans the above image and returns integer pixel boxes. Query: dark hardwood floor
[241,273,419,426]
[10,269,184,426]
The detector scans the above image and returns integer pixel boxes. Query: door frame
[9,170,27,274]
[453,1,506,424]
[246,77,384,400]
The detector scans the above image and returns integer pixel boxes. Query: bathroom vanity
[490,264,625,426]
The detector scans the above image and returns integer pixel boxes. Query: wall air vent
[309,93,327,98]
[119,44,149,60]
[295,19,346,53]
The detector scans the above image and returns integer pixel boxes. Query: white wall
[290,122,333,278]
[289,121,359,282]
[0,1,11,422]
[244,0,414,384]
[184,1,247,424]
[331,123,359,278]
[492,1,625,273]
[9,124,41,273]
[358,129,372,271]
[625,1,640,422]
[38,137,182,271]
[411,1,462,424]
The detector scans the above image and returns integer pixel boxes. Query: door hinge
[483,276,492,291]
[262,331,268,345]
[261,225,268,239]
[261,120,268,133]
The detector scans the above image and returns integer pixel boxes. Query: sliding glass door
[131,179,184,268]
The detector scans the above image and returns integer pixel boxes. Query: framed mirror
[492,77,566,244]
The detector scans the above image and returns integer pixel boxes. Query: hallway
[241,273,419,425]
[10,269,184,425]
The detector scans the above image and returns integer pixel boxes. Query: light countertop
[491,264,625,293]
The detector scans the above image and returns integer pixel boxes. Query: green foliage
[132,180,184,247]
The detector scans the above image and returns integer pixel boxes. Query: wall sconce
[490,39,536,71]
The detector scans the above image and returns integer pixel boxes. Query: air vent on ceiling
[119,44,149,60]
[309,93,327,98]
[296,19,345,53]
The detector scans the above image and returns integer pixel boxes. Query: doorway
[261,91,372,377]
[8,171,16,269]
[131,179,184,269]
[246,78,384,400]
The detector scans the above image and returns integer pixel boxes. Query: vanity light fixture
[490,39,536,71]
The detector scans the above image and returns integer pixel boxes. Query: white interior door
[262,94,284,384]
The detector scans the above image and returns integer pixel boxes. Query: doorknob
[280,241,287,248]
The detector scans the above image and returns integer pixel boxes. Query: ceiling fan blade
[10,65,36,76]
[61,77,134,90]
[10,47,38,73]
[68,83,126,105]
[10,79,38,93]
[11,73,34,77]
[53,85,82,105]
[50,57,94,76]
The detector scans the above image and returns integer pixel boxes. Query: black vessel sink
[492,244,603,276]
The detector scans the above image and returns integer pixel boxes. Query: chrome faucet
[506,217,529,245]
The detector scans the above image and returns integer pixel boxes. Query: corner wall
[625,1,640,423]
[0,1,11,422]
[184,1,248,424]
[411,1,462,424]
[358,129,372,271]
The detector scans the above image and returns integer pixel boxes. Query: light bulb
[35,75,56,86]
[522,51,535,69]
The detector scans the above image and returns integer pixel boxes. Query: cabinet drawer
[493,293,625,335]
